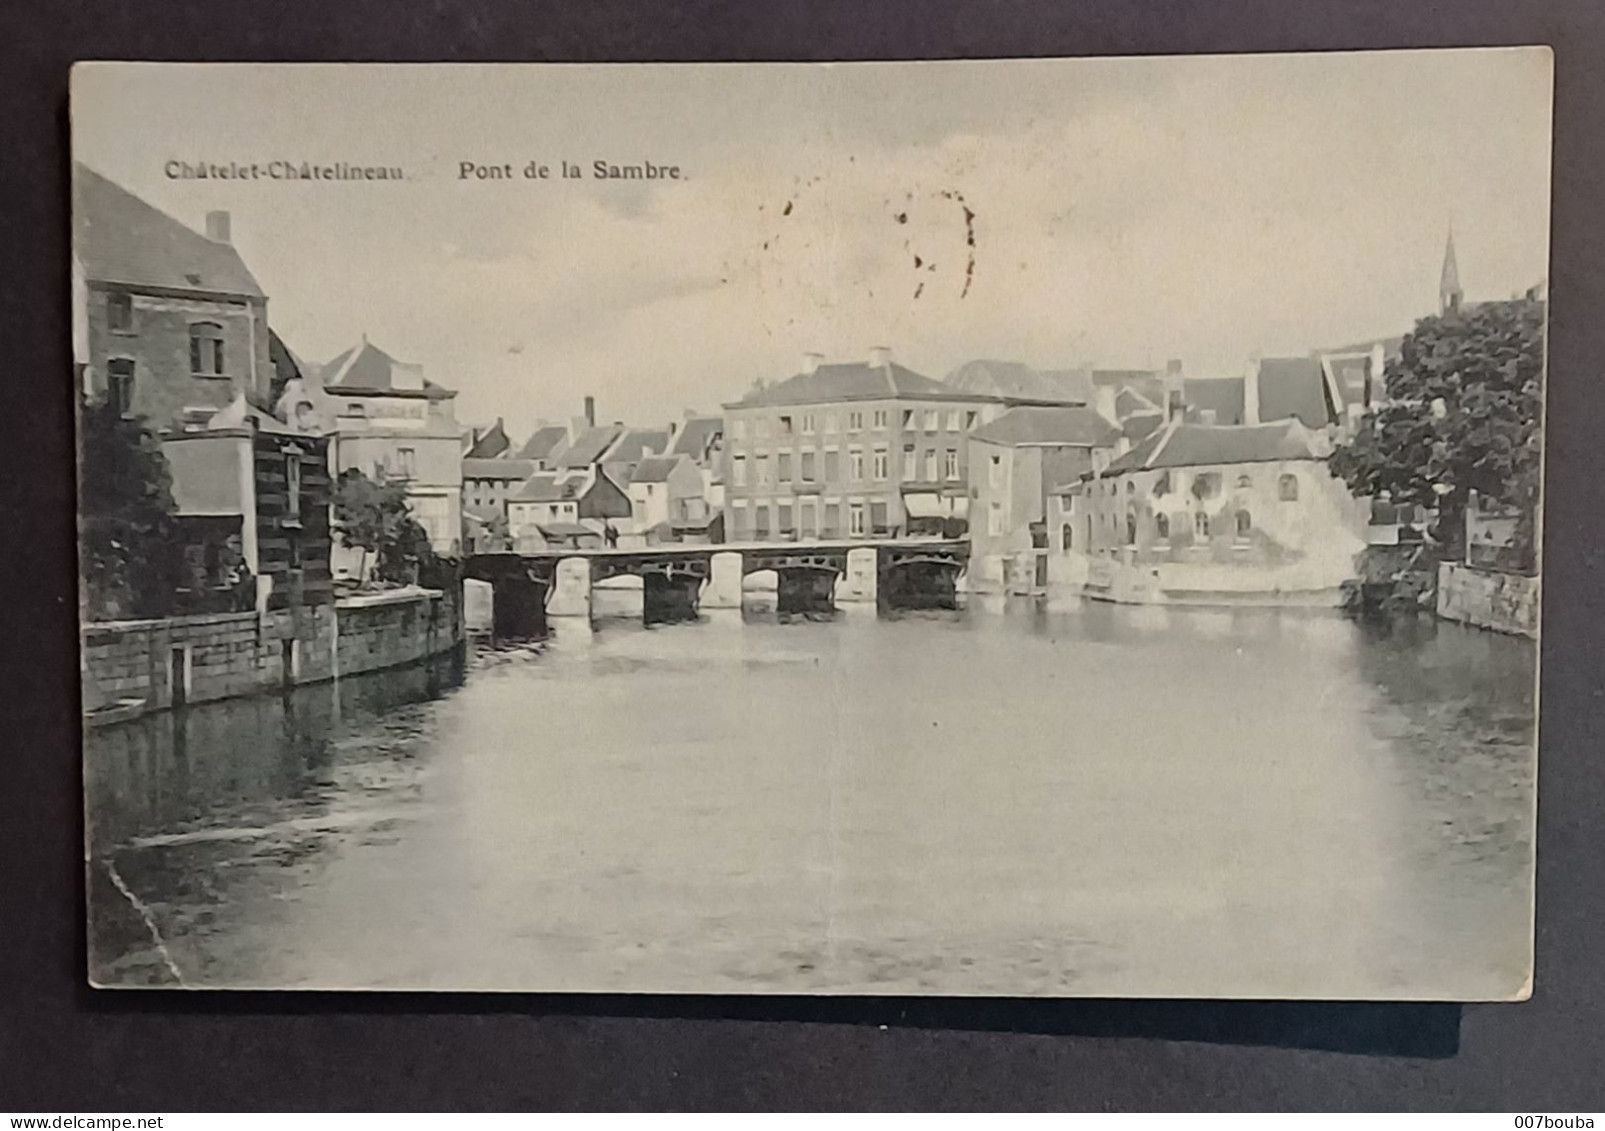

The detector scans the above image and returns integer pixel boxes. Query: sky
[71,52,1553,439]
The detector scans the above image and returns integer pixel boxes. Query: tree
[79,402,178,618]
[1328,299,1544,565]
[331,468,440,587]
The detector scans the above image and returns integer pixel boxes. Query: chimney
[1242,357,1261,425]
[205,210,232,243]
[801,352,824,375]
[867,345,892,369]
[1164,359,1185,424]
[583,395,596,427]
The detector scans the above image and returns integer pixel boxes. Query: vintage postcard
[74,53,1549,997]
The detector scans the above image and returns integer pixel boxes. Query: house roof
[1256,357,1334,428]
[628,455,684,484]
[969,406,1122,448]
[671,415,723,459]
[513,472,587,502]
[1092,369,1166,405]
[466,419,511,459]
[1320,353,1374,412]
[609,428,669,463]
[321,339,456,399]
[1183,378,1246,426]
[729,360,991,408]
[515,425,569,462]
[74,164,264,297]
[944,359,1094,405]
[462,458,535,481]
[1101,418,1327,477]
[555,424,624,468]
[1122,410,1165,443]
[537,522,596,540]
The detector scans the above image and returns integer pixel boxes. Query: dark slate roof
[1092,369,1165,405]
[1103,419,1325,475]
[609,428,669,463]
[730,361,989,407]
[466,419,511,458]
[1183,378,1245,426]
[1256,357,1333,428]
[462,458,535,481]
[969,406,1122,448]
[555,424,624,468]
[322,340,456,399]
[515,425,569,462]
[671,416,723,459]
[629,455,683,484]
[513,472,586,502]
[944,359,1094,405]
[1122,410,1165,442]
[74,164,264,297]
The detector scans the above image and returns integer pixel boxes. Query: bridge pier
[702,550,744,609]
[835,546,879,605]
[547,557,593,618]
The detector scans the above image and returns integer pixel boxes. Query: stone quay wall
[1436,562,1540,639]
[81,585,461,723]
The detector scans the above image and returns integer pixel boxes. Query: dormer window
[107,292,134,333]
[189,321,225,376]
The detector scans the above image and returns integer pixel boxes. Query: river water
[85,598,1536,998]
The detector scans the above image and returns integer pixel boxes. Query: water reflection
[84,604,1534,997]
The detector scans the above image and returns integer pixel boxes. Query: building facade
[721,349,1001,542]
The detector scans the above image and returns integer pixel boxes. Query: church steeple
[1439,225,1463,314]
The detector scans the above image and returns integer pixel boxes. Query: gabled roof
[1320,353,1374,412]
[74,164,264,297]
[1256,357,1334,428]
[969,406,1122,448]
[516,425,569,462]
[671,416,723,459]
[729,360,990,408]
[1183,378,1246,426]
[1092,369,1166,406]
[609,428,669,463]
[944,359,1094,405]
[628,455,685,484]
[466,419,511,459]
[555,424,624,468]
[462,458,535,481]
[1103,418,1327,476]
[1115,387,1160,418]
[322,339,456,399]
[1122,410,1165,443]
[513,471,587,503]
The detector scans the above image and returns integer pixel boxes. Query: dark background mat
[1,0,1601,1112]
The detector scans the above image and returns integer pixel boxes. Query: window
[988,503,1005,537]
[1125,481,1135,494]
[106,358,135,417]
[801,413,816,433]
[924,449,938,482]
[1236,473,1253,489]
[755,504,771,538]
[800,501,816,536]
[730,418,746,440]
[872,448,888,480]
[778,415,793,435]
[1125,511,1137,545]
[1236,510,1252,537]
[824,412,839,432]
[732,501,749,537]
[988,454,1004,488]
[283,450,303,526]
[849,502,867,536]
[965,410,979,430]
[1194,511,1210,537]
[1062,523,1074,551]
[778,503,794,534]
[1279,473,1300,501]
[901,409,915,429]
[107,292,134,333]
[395,447,415,479]
[902,445,917,479]
[1155,513,1170,541]
[731,454,747,486]
[823,502,841,536]
[1153,471,1172,497]
[1192,472,1221,500]
[944,449,959,481]
[801,450,817,482]
[756,454,771,485]
[189,321,225,375]
[923,410,939,432]
[848,411,864,432]
[778,451,793,481]
[945,410,960,431]
[870,501,888,533]
[849,448,864,481]
[873,409,888,429]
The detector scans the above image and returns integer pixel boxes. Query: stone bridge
[464,538,969,634]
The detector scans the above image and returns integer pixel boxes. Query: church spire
[1439,224,1463,314]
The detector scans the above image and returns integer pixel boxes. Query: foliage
[331,468,443,587]
[1329,299,1544,565]
[79,402,178,618]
